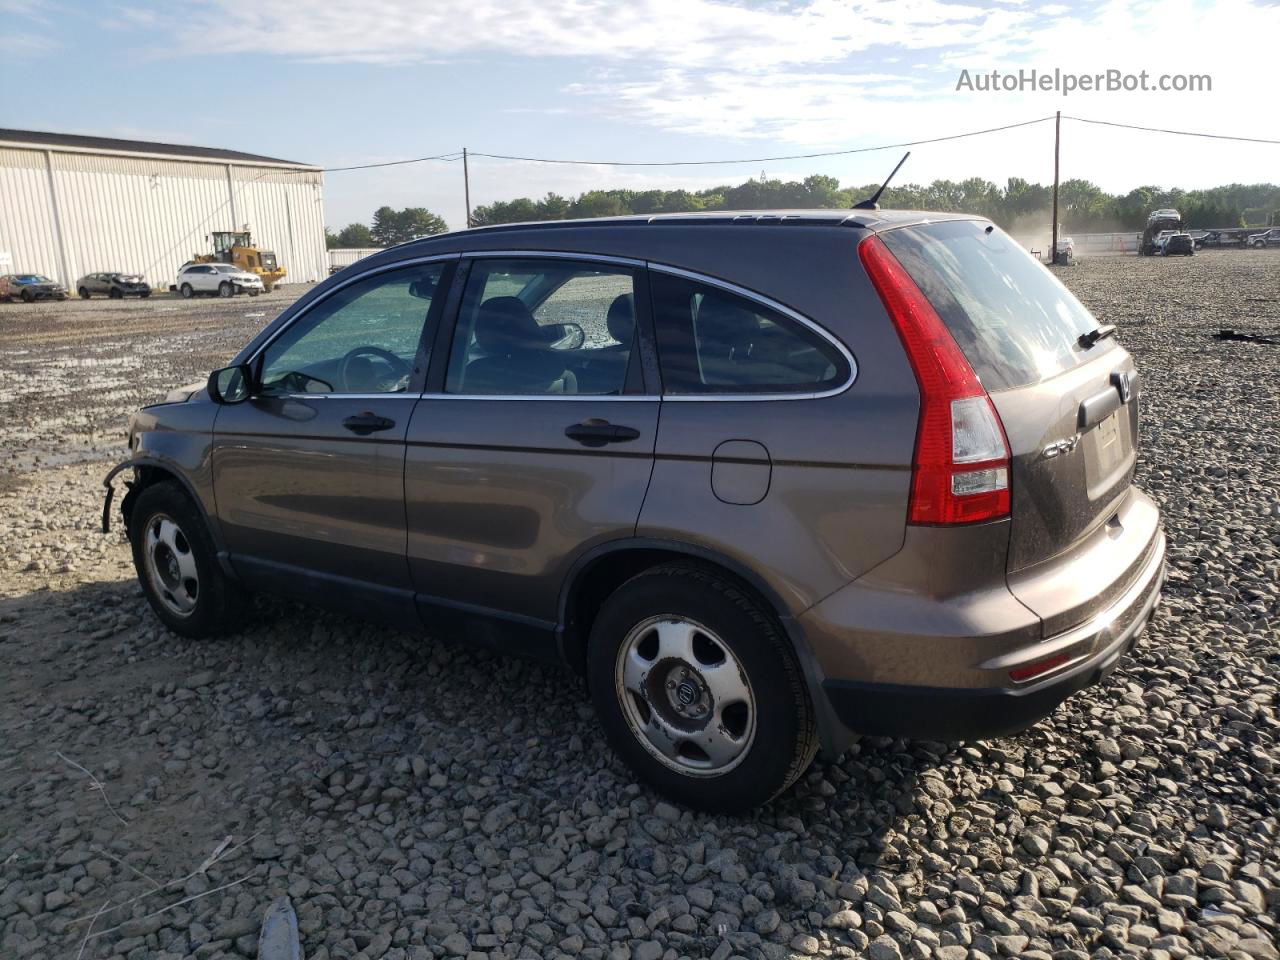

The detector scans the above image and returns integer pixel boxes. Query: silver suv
[105,211,1165,812]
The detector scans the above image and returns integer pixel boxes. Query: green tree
[333,222,375,247]
[370,206,449,245]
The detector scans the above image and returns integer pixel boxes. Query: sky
[3,0,1279,232]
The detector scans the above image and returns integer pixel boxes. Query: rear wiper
[1078,325,1116,349]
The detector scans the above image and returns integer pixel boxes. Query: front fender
[101,396,220,541]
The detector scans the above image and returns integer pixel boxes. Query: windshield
[879,219,1106,392]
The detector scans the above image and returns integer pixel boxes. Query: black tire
[109,287,123,299]
[140,290,151,298]
[180,283,194,299]
[587,562,818,813]
[78,287,90,300]
[21,289,33,303]
[128,482,249,638]
[248,290,259,297]
[218,281,233,298]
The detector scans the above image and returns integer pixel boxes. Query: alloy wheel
[614,616,756,776]
[142,514,199,617]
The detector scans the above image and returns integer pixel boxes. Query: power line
[302,114,1277,176]
[314,151,462,172]
[468,117,1056,167]
[1064,115,1280,146]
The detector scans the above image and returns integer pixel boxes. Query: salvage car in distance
[1162,233,1195,256]
[173,262,265,298]
[105,211,1166,811]
[77,272,152,299]
[0,273,69,302]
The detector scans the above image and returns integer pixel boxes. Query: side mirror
[542,322,586,350]
[207,364,253,404]
[408,277,436,300]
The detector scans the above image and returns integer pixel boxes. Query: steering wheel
[337,346,412,392]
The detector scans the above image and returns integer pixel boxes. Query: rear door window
[879,219,1105,392]
[445,259,638,396]
[649,272,848,395]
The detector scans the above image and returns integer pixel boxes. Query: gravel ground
[0,287,312,491]
[1,251,1277,960]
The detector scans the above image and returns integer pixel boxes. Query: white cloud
[141,0,1279,150]
[117,0,1279,225]
[172,0,1022,70]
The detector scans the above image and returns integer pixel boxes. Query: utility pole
[463,147,472,228]
[1051,110,1061,265]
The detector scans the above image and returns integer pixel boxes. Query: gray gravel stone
[2,259,1279,960]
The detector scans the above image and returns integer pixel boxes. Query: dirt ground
[0,286,315,489]
[1,253,1277,960]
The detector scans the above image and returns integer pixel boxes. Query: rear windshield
[879,219,1105,391]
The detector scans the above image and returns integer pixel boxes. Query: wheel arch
[106,458,228,560]
[558,537,853,758]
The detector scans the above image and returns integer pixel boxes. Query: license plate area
[1085,410,1131,497]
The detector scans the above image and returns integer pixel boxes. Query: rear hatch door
[880,220,1148,632]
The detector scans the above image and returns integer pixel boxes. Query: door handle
[565,420,641,447]
[342,412,396,435]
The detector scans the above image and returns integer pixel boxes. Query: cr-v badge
[1042,434,1081,460]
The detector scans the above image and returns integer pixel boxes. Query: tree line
[327,178,1280,245]
[326,206,448,248]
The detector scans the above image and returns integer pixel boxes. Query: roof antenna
[854,151,910,210]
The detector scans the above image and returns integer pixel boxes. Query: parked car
[0,273,68,302]
[77,272,152,299]
[172,263,265,298]
[1162,233,1195,256]
[104,211,1166,811]
[1247,228,1280,248]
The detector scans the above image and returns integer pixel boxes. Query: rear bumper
[820,528,1166,742]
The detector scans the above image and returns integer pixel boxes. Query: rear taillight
[858,235,1011,525]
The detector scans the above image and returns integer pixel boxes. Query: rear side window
[879,220,1103,392]
[650,272,848,395]
[446,259,638,396]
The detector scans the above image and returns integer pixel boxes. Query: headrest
[696,295,759,347]
[606,293,635,344]
[474,296,540,353]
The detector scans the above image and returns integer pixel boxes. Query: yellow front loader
[193,231,286,292]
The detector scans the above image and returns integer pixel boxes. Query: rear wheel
[20,290,33,303]
[587,563,817,812]
[109,287,123,299]
[180,283,194,299]
[218,282,233,298]
[78,287,90,299]
[128,483,248,638]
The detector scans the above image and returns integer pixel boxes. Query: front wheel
[109,288,123,299]
[78,287,90,299]
[218,282,233,298]
[20,290,33,303]
[128,483,249,638]
[180,283,194,299]
[587,563,818,813]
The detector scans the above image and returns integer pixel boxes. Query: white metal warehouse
[0,129,326,288]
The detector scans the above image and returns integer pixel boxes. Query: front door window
[259,263,446,395]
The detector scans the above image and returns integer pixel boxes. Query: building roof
[0,128,318,169]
